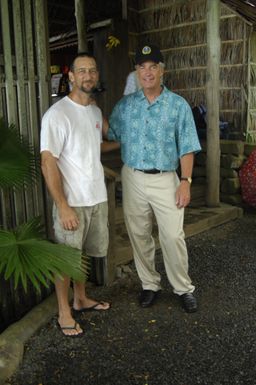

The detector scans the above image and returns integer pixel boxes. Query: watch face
[188,177,192,184]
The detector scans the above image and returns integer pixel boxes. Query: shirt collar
[137,86,168,103]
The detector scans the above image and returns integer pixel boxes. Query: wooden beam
[206,0,221,207]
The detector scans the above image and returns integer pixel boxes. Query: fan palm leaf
[0,117,39,189]
[0,217,89,292]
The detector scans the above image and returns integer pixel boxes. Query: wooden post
[122,0,128,19]
[206,0,221,207]
[34,0,51,120]
[104,167,118,285]
[0,0,17,125]
[75,0,87,52]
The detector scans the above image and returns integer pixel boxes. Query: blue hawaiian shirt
[108,86,201,171]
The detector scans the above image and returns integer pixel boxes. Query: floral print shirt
[108,86,201,171]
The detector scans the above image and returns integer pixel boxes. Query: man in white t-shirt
[41,53,115,336]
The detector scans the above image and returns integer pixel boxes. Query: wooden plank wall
[127,0,252,137]
[0,0,51,332]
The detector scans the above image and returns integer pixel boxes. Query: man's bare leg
[73,281,110,310]
[55,275,83,335]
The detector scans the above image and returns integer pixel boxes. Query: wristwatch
[180,177,192,184]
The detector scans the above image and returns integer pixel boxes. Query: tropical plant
[0,117,39,189]
[0,118,88,292]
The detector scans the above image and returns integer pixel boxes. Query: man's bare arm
[101,141,120,153]
[175,152,194,209]
[41,150,79,230]
[102,116,109,139]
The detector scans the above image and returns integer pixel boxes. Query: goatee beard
[80,86,96,94]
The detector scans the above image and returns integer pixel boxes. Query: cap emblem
[142,46,151,55]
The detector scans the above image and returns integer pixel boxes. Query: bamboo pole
[0,0,17,125]
[24,0,39,146]
[11,0,28,226]
[206,0,221,207]
[34,0,51,121]
[34,0,51,222]
[13,0,27,136]
[75,0,87,52]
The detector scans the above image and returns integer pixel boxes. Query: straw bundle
[170,89,206,106]
[165,69,206,89]
[220,89,242,110]
[164,46,207,69]
[139,1,206,32]
[140,24,206,47]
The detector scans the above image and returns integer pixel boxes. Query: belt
[134,168,168,174]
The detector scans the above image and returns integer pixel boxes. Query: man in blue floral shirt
[108,44,201,313]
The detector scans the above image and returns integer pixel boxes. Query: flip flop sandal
[58,321,83,337]
[72,301,111,313]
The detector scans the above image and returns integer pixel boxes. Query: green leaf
[0,118,40,189]
[0,218,89,292]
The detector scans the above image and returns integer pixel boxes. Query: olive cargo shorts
[53,201,109,257]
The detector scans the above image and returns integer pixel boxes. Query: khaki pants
[121,165,195,295]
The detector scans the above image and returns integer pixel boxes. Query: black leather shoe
[139,290,160,308]
[180,293,198,313]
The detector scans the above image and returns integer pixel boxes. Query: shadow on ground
[7,212,256,385]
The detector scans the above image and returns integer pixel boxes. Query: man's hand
[59,205,79,231]
[175,181,191,208]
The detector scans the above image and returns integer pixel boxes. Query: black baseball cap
[135,44,163,65]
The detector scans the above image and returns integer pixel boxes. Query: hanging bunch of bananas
[106,35,120,51]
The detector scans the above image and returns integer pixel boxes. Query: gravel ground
[7,211,256,385]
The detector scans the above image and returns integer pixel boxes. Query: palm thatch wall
[127,0,253,138]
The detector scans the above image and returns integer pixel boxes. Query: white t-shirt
[123,71,141,95]
[40,96,107,206]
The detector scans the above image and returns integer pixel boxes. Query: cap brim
[135,58,160,65]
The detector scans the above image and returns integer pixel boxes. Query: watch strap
[180,177,192,184]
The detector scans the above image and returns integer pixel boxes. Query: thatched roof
[222,0,256,27]
[47,0,256,38]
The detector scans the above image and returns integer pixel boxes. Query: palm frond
[0,117,40,189]
[0,217,89,292]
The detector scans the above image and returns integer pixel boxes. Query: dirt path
[8,212,256,385]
